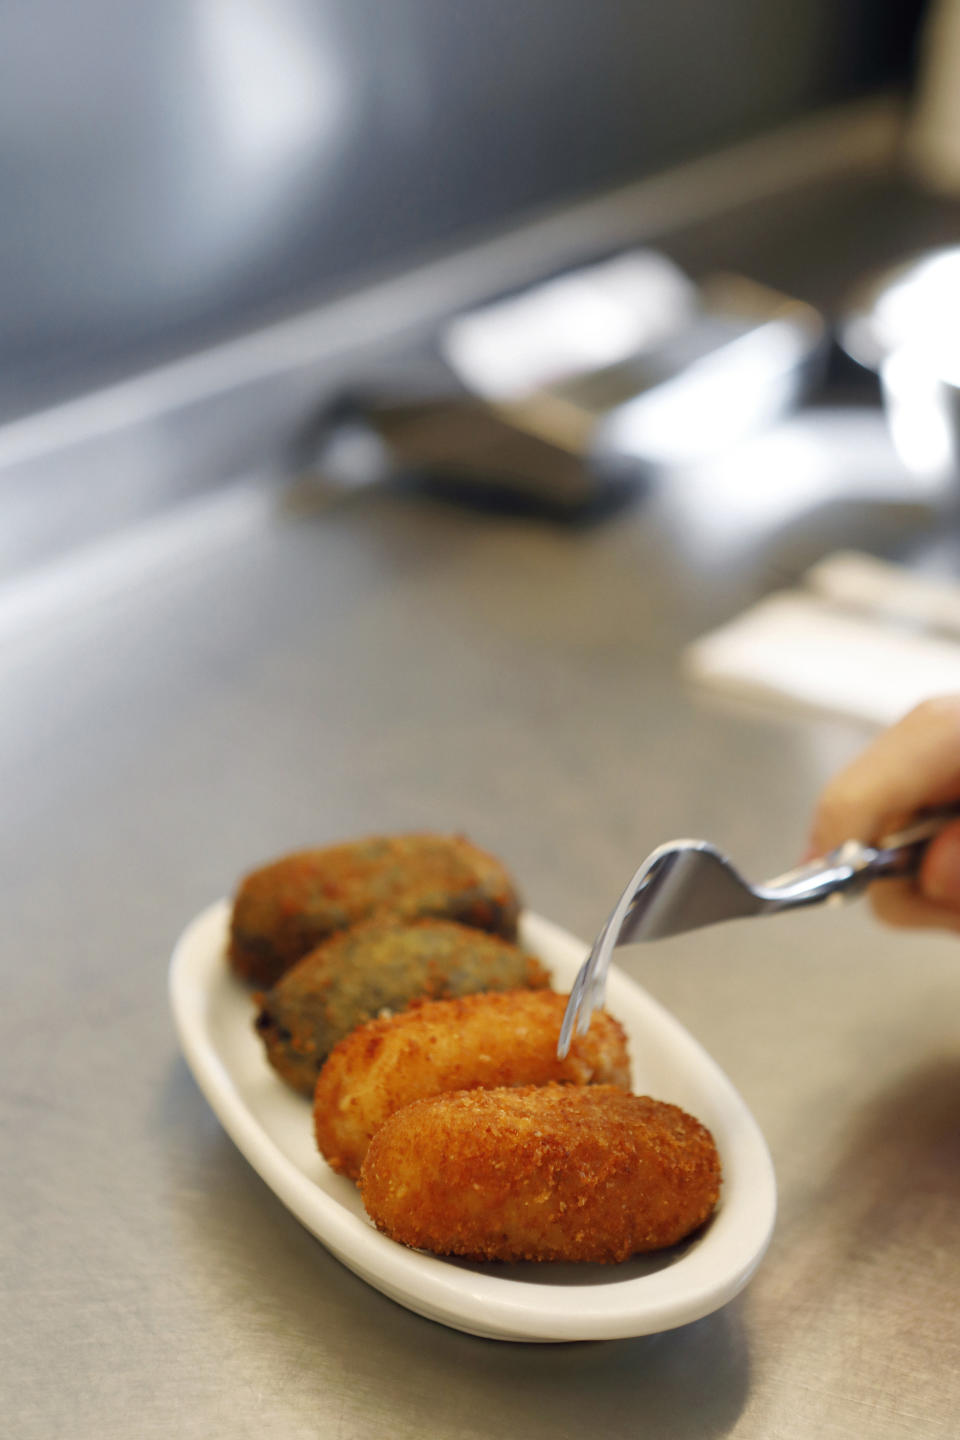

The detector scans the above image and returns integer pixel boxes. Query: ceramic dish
[169,901,776,1342]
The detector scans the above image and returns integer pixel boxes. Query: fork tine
[557,842,739,1057]
[556,914,617,1056]
[577,958,605,1035]
[556,854,659,1058]
[556,957,591,1058]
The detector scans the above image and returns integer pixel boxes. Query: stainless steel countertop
[4,450,960,1438]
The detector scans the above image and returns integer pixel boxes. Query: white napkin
[684,551,960,727]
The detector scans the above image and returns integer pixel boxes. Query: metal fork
[557,811,956,1057]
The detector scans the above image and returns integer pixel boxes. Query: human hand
[810,696,960,933]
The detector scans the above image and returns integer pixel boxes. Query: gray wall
[1,0,924,419]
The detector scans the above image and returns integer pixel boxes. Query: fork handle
[756,808,960,913]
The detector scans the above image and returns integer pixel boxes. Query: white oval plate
[169,902,776,1342]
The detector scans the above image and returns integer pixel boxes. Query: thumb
[918,820,960,912]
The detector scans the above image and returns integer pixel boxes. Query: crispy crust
[314,989,630,1178]
[360,1084,721,1263]
[229,834,521,987]
[255,920,549,1096]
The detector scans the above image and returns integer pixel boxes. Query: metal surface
[0,1,924,421]
[4,448,960,1436]
[559,813,956,1051]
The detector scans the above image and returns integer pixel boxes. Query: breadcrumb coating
[314,989,629,1178]
[360,1084,721,1263]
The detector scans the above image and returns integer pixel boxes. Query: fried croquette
[255,920,549,1096]
[314,989,630,1179]
[360,1084,721,1263]
[229,833,521,987]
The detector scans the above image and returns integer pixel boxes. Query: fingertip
[868,880,923,929]
[809,790,872,856]
[869,877,960,934]
[919,820,960,906]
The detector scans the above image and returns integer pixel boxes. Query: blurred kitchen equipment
[842,247,960,481]
[842,247,960,371]
[596,275,826,469]
[907,0,960,193]
[304,251,827,515]
[558,810,959,1055]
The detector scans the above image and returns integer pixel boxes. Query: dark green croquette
[253,919,550,1096]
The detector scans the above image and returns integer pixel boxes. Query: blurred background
[5,0,960,701]
[9,12,960,1436]
[7,0,960,693]
[0,0,930,418]
[5,0,960,587]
